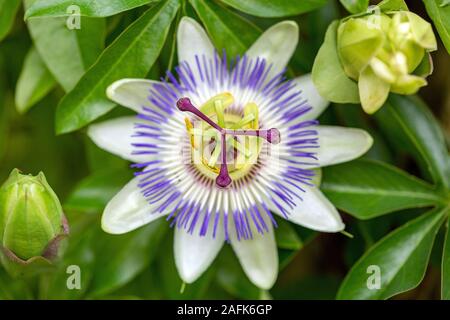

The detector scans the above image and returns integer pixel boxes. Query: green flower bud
[0,169,68,263]
[337,10,437,114]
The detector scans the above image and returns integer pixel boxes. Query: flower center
[177,94,280,188]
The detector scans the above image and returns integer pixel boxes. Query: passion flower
[88,18,373,289]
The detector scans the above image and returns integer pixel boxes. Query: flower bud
[0,169,68,264]
[337,10,437,113]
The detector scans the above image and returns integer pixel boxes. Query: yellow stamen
[200,92,234,115]
[244,102,259,129]
[214,100,225,127]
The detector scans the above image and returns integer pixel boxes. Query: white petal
[102,177,167,234]
[106,79,159,113]
[174,216,224,283]
[294,73,330,120]
[177,17,215,68]
[246,21,298,80]
[315,126,373,167]
[230,216,278,290]
[270,184,345,232]
[87,116,147,163]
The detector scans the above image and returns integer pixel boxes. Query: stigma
[176,97,281,188]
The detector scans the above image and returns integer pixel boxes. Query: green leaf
[337,207,447,300]
[25,0,106,91]
[87,219,167,297]
[340,0,369,14]
[25,0,157,18]
[312,21,360,104]
[189,0,260,57]
[219,0,328,18]
[64,167,133,213]
[15,47,56,114]
[55,0,180,134]
[423,0,450,54]
[0,0,21,42]
[321,159,444,219]
[443,221,450,299]
[375,94,450,189]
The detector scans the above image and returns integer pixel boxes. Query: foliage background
[0,0,449,299]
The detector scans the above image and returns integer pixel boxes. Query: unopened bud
[337,10,437,113]
[0,169,68,270]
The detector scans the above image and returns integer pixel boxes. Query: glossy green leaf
[25,0,105,92]
[339,0,369,14]
[443,221,450,299]
[55,0,180,134]
[322,159,444,219]
[337,207,447,300]
[15,47,56,114]
[312,21,360,104]
[64,167,133,213]
[25,0,157,18]
[87,219,167,297]
[220,0,328,18]
[423,0,450,54]
[189,0,260,57]
[375,94,450,189]
[0,0,21,42]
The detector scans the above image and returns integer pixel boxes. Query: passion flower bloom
[88,17,373,289]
